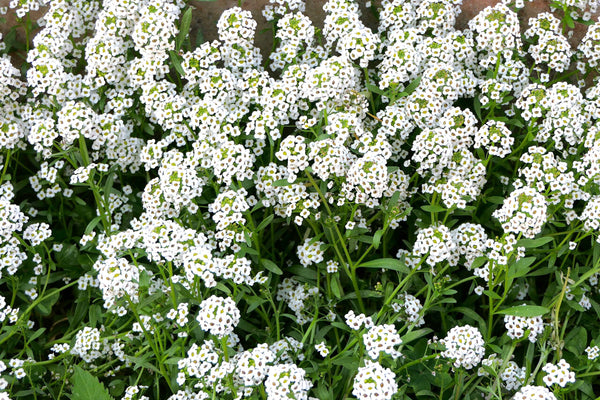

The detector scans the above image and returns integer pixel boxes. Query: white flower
[196,296,240,338]
[440,325,485,370]
[352,360,398,400]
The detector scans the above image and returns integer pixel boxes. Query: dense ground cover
[1,0,600,399]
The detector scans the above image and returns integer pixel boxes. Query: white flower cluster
[413,224,456,267]
[265,363,312,400]
[196,295,240,338]
[392,293,425,327]
[352,360,398,400]
[297,238,325,267]
[504,314,544,343]
[474,120,514,158]
[70,327,104,363]
[585,345,599,360]
[493,187,548,238]
[234,344,275,388]
[478,354,525,391]
[451,223,488,270]
[277,277,319,325]
[524,13,572,73]
[93,257,141,310]
[345,310,374,331]
[542,359,575,387]
[362,324,402,360]
[440,325,485,370]
[513,385,557,400]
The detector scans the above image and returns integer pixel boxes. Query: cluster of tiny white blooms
[504,314,545,343]
[263,0,306,21]
[585,345,600,359]
[517,146,576,205]
[451,223,488,270]
[93,257,140,309]
[196,296,240,338]
[176,339,230,391]
[132,0,181,61]
[474,120,514,158]
[524,13,572,73]
[22,223,51,246]
[70,327,104,363]
[352,360,398,400]
[580,195,600,232]
[338,26,380,68]
[297,238,324,267]
[344,152,389,203]
[264,364,312,400]
[440,325,485,370]
[424,148,487,209]
[537,83,589,151]
[411,127,454,177]
[500,361,526,391]
[478,355,525,391]
[542,359,576,388]
[277,277,319,324]
[578,22,600,71]
[468,3,523,66]
[513,385,557,400]
[493,187,548,238]
[413,224,456,268]
[362,324,402,360]
[392,293,425,327]
[269,337,304,364]
[270,11,315,70]
[315,341,330,357]
[345,310,374,331]
[326,260,339,273]
[121,385,149,400]
[415,0,462,36]
[234,344,275,387]
[216,7,262,73]
[275,135,309,182]
[166,302,189,329]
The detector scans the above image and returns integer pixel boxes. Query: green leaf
[272,179,292,187]
[261,259,282,275]
[508,257,536,279]
[129,355,161,374]
[330,277,341,299]
[256,214,274,231]
[71,365,114,400]
[516,237,553,248]
[372,229,383,249]
[495,305,549,317]
[401,76,421,97]
[564,326,587,356]
[421,205,446,213]
[176,7,193,51]
[401,328,432,345]
[169,51,185,76]
[246,296,267,313]
[357,258,409,274]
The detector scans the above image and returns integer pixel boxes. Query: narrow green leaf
[400,328,432,345]
[176,7,193,51]
[169,51,185,76]
[421,204,446,213]
[357,258,409,274]
[495,305,549,317]
[71,365,114,400]
[261,259,283,275]
[331,277,341,299]
[256,214,274,231]
[516,237,553,248]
